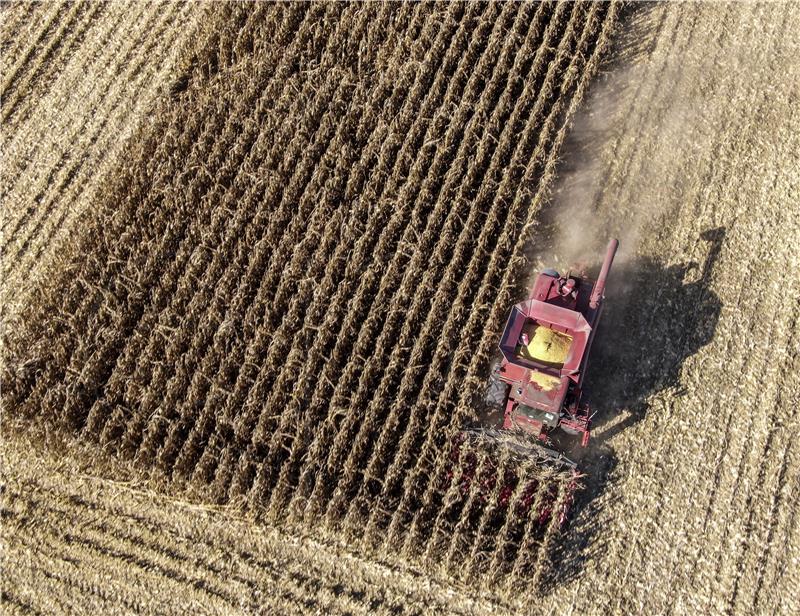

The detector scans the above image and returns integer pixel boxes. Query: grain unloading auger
[453,239,618,524]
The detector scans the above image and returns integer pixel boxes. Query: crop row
[3,1,619,593]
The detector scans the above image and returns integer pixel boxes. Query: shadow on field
[587,226,725,439]
[540,227,725,592]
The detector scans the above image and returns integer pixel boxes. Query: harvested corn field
[2,1,800,615]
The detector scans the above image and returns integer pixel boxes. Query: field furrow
[0,2,63,88]
[1,1,101,128]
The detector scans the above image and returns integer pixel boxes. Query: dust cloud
[531,6,673,276]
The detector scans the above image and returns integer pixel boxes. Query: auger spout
[589,239,619,310]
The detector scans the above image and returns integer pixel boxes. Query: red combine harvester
[451,240,619,526]
[450,240,618,525]
[489,239,619,462]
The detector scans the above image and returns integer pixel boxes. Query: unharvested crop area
[3,0,617,594]
[2,2,799,615]
[0,0,204,316]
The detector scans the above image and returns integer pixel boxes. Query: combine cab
[492,239,619,458]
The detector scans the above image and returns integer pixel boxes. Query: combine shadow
[540,227,725,592]
[587,226,725,440]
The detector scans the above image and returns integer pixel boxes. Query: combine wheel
[560,423,580,436]
[484,362,508,410]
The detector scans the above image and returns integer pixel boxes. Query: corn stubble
[2,439,503,615]
[2,0,618,598]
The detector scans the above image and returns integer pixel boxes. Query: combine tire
[485,361,509,410]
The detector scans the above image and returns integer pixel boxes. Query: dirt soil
[2,2,799,615]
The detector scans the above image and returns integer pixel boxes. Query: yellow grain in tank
[530,371,561,391]
[523,325,573,366]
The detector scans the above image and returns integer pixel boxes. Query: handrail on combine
[589,238,619,310]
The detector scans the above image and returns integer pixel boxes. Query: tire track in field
[561,7,746,608]
[607,7,774,608]
[531,3,800,614]
[2,2,134,196]
[596,9,754,612]
[0,2,62,98]
[608,4,796,612]
[1,1,100,126]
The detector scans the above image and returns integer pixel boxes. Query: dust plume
[532,5,671,275]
